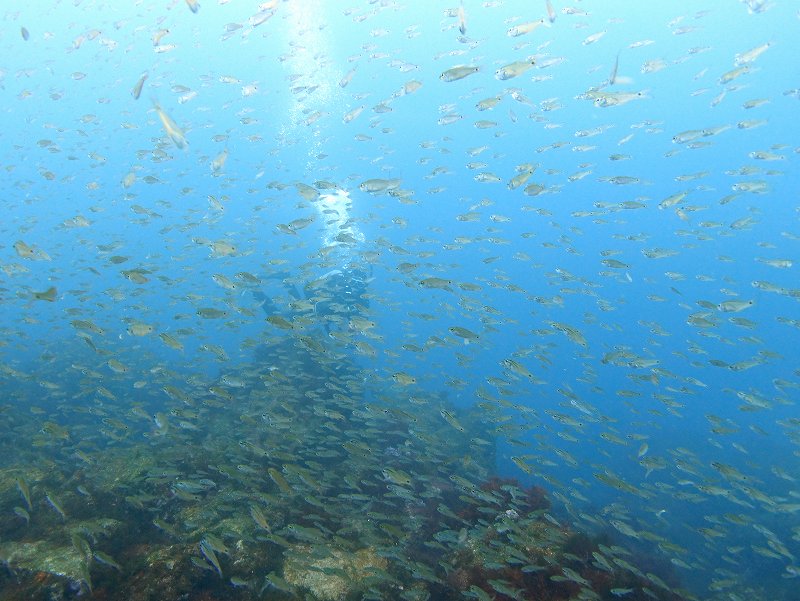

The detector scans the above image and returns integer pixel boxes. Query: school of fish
[0,1,798,600]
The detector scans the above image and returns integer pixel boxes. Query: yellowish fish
[32,286,57,302]
[440,409,465,432]
[266,315,294,330]
[440,65,479,82]
[107,359,128,374]
[506,19,546,37]
[449,326,479,341]
[131,73,147,100]
[153,102,187,149]
[383,467,413,487]
[210,240,237,257]
[508,169,535,190]
[392,372,416,386]
[152,29,169,46]
[127,322,153,336]
[197,308,227,319]
[211,274,238,290]
[268,468,292,493]
[250,504,270,530]
[495,59,536,81]
[735,42,770,65]
[211,149,228,172]
[718,300,754,313]
[16,477,32,511]
[14,240,49,260]
[419,277,452,290]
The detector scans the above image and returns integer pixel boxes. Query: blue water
[2,1,799,599]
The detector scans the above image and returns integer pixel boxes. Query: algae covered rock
[283,544,388,600]
[0,539,88,582]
